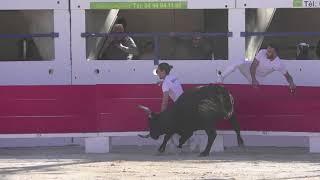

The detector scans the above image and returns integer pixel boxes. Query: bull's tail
[226,92,234,119]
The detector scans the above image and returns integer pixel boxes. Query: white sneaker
[216,70,224,83]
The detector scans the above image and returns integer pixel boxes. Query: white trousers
[220,61,265,83]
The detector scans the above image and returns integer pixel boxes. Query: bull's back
[197,85,233,119]
[173,85,233,127]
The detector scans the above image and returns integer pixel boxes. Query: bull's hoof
[238,143,245,148]
[237,139,244,146]
[138,134,150,138]
[155,151,165,156]
[158,146,166,153]
[199,152,209,157]
[176,148,183,155]
[239,145,248,152]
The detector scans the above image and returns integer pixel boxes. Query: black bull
[138,84,244,156]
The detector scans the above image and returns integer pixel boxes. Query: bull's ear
[137,105,152,115]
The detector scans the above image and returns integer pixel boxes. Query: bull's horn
[137,105,152,114]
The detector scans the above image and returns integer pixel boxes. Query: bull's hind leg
[228,114,244,147]
[178,132,193,148]
[158,133,173,153]
[200,129,217,157]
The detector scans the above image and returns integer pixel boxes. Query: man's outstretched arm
[284,72,296,90]
[250,58,260,86]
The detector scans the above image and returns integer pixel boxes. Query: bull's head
[138,105,162,140]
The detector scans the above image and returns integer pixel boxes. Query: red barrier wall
[0,84,319,134]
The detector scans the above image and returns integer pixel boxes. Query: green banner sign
[293,0,320,8]
[90,1,187,9]
[293,0,302,7]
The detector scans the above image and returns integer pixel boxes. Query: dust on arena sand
[0,145,320,180]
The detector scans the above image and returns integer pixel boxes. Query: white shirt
[161,74,184,102]
[255,49,288,77]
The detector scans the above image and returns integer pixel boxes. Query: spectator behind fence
[99,23,138,60]
[169,32,214,60]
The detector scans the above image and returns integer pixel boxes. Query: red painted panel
[0,84,319,134]
[0,86,97,133]
[96,84,162,132]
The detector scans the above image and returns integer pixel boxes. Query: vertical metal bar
[154,34,159,65]
[22,39,27,60]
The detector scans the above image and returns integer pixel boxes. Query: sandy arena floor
[0,145,320,180]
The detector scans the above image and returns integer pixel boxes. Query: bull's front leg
[200,129,217,157]
[158,133,173,153]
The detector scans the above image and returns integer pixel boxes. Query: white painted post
[309,136,320,153]
[211,135,224,152]
[85,136,111,153]
[228,9,245,62]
